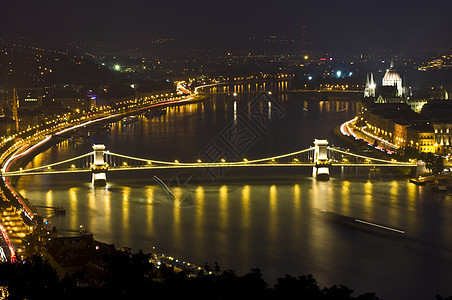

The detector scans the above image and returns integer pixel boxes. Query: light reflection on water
[363,181,372,220]
[16,91,452,300]
[19,174,452,299]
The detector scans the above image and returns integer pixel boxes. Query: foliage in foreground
[0,253,450,300]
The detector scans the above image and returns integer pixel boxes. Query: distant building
[364,73,376,98]
[0,116,15,138]
[45,233,115,278]
[382,61,405,98]
[364,62,406,104]
[432,123,452,154]
[51,89,91,112]
[407,124,435,153]
[362,103,418,147]
[421,100,452,154]
[360,101,452,154]
[19,91,42,109]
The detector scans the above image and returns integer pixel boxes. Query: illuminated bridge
[2,140,418,185]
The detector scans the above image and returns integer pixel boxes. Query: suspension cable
[106,147,316,166]
[328,147,414,165]
[4,151,94,174]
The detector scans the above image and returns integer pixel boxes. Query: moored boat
[432,185,447,192]
[122,115,138,124]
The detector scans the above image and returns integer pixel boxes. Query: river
[15,86,452,299]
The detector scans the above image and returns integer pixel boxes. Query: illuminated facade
[418,132,436,153]
[361,104,440,153]
[407,125,435,153]
[382,61,404,97]
[364,73,376,98]
[364,62,407,105]
[433,123,452,154]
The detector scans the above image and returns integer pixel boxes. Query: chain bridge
[2,139,419,186]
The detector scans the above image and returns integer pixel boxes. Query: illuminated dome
[382,69,401,86]
[382,61,404,97]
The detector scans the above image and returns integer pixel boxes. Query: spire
[12,88,18,119]
[12,88,19,131]
[364,73,376,98]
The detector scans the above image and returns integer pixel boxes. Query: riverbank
[0,94,208,261]
[8,93,452,300]
[332,122,415,177]
[333,123,387,157]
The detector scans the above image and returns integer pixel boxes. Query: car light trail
[355,219,405,234]
[0,224,16,263]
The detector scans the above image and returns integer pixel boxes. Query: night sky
[2,0,452,52]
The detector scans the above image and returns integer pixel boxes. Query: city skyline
[1,0,452,53]
[1,2,452,299]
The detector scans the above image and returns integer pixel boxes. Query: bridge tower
[416,160,427,176]
[91,144,108,186]
[312,139,330,180]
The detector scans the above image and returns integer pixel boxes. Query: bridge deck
[1,144,417,177]
[2,162,416,177]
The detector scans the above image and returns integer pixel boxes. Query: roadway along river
[16,91,452,300]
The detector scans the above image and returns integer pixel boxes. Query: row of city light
[0,81,205,263]
[0,87,195,224]
[79,155,374,168]
[1,92,182,149]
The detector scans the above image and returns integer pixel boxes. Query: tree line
[0,251,451,300]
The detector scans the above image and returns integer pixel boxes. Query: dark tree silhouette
[272,274,321,298]
[424,153,444,175]
[1,250,449,299]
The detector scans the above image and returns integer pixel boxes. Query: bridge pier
[312,139,330,180]
[416,160,427,176]
[91,144,107,186]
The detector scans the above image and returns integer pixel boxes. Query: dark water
[16,88,452,299]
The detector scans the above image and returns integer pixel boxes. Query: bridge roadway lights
[313,139,330,180]
[92,144,107,186]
